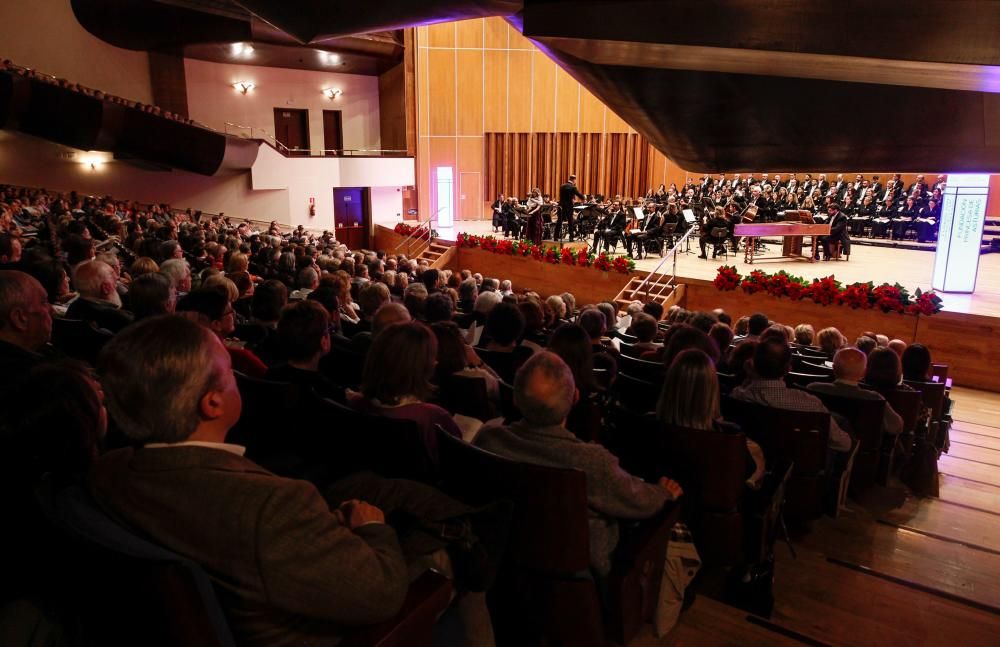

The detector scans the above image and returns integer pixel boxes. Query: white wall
[0,0,152,104]
[184,59,381,152]
[0,130,289,221]
[371,186,405,225]
[0,131,413,228]
[251,144,414,228]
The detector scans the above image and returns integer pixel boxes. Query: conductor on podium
[559,174,586,240]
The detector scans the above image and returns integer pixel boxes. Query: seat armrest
[341,571,453,647]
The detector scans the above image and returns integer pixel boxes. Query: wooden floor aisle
[631,387,1000,646]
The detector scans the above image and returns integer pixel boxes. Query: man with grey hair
[474,352,682,575]
[457,278,479,313]
[67,259,134,332]
[290,266,319,301]
[499,280,513,297]
[160,258,192,296]
[89,315,410,644]
[0,270,52,402]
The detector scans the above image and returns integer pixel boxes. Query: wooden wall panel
[457,50,484,136]
[484,16,508,49]
[455,18,483,49]
[418,45,430,135]
[417,136,431,216]
[483,50,507,132]
[427,22,455,48]
[507,50,533,132]
[427,49,456,136]
[507,21,533,50]
[579,88,605,131]
[555,66,579,132]
[606,109,629,133]
[532,52,557,133]
[458,137,483,179]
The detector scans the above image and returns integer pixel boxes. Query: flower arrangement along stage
[393,222,438,240]
[455,234,636,274]
[713,265,943,316]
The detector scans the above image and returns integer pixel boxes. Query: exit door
[333,187,371,249]
[273,108,310,156]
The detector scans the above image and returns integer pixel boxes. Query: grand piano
[734,211,831,263]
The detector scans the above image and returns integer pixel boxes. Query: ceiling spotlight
[233,81,256,94]
[322,88,342,99]
[231,42,254,57]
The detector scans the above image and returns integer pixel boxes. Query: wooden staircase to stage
[416,239,456,269]
[611,227,698,313]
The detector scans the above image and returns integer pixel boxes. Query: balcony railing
[225,122,409,158]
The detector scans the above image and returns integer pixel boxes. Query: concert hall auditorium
[3,1,1000,645]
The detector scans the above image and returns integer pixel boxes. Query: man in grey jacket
[474,352,682,575]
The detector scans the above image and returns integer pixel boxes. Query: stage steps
[416,240,455,269]
[612,273,677,311]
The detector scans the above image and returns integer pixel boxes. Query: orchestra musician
[622,206,640,256]
[502,196,521,238]
[699,206,731,259]
[524,188,544,244]
[816,202,850,261]
[491,193,505,233]
[594,200,625,253]
[628,202,664,259]
[558,174,586,241]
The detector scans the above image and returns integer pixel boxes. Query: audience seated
[474,352,683,575]
[67,260,134,332]
[176,288,268,379]
[657,349,765,486]
[808,347,902,437]
[350,321,463,451]
[730,339,853,452]
[265,300,344,401]
[0,272,52,403]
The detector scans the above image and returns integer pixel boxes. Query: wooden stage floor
[438,221,1000,317]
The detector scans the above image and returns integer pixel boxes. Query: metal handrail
[395,209,444,254]
[632,226,697,302]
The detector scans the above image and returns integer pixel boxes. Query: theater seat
[435,427,680,646]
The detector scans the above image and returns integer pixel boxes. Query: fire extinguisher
[309,203,316,217]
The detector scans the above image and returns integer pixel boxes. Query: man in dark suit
[88,316,495,646]
[66,259,134,332]
[816,202,850,260]
[0,271,52,415]
[558,175,586,241]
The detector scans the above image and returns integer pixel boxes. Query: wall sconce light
[233,81,256,94]
[79,152,108,170]
[322,88,342,100]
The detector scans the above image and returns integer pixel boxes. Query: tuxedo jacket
[559,182,585,206]
[88,446,408,647]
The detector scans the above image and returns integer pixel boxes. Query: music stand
[679,210,698,255]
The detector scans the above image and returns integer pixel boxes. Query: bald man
[67,259,134,332]
[808,347,902,436]
[474,352,681,575]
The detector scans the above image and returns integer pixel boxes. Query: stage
[436,220,1000,317]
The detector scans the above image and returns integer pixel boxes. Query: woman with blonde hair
[657,349,764,486]
[817,326,846,357]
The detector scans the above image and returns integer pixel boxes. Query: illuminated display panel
[932,174,990,293]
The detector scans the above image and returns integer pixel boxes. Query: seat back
[229,372,310,468]
[618,341,642,358]
[813,393,886,494]
[617,353,665,383]
[660,424,748,565]
[50,317,113,366]
[476,348,528,384]
[37,483,235,647]
[721,397,828,520]
[785,371,834,388]
[437,373,494,421]
[884,388,923,436]
[611,372,660,413]
[435,428,590,574]
[903,380,946,422]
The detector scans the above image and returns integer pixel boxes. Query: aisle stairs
[611,228,696,313]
